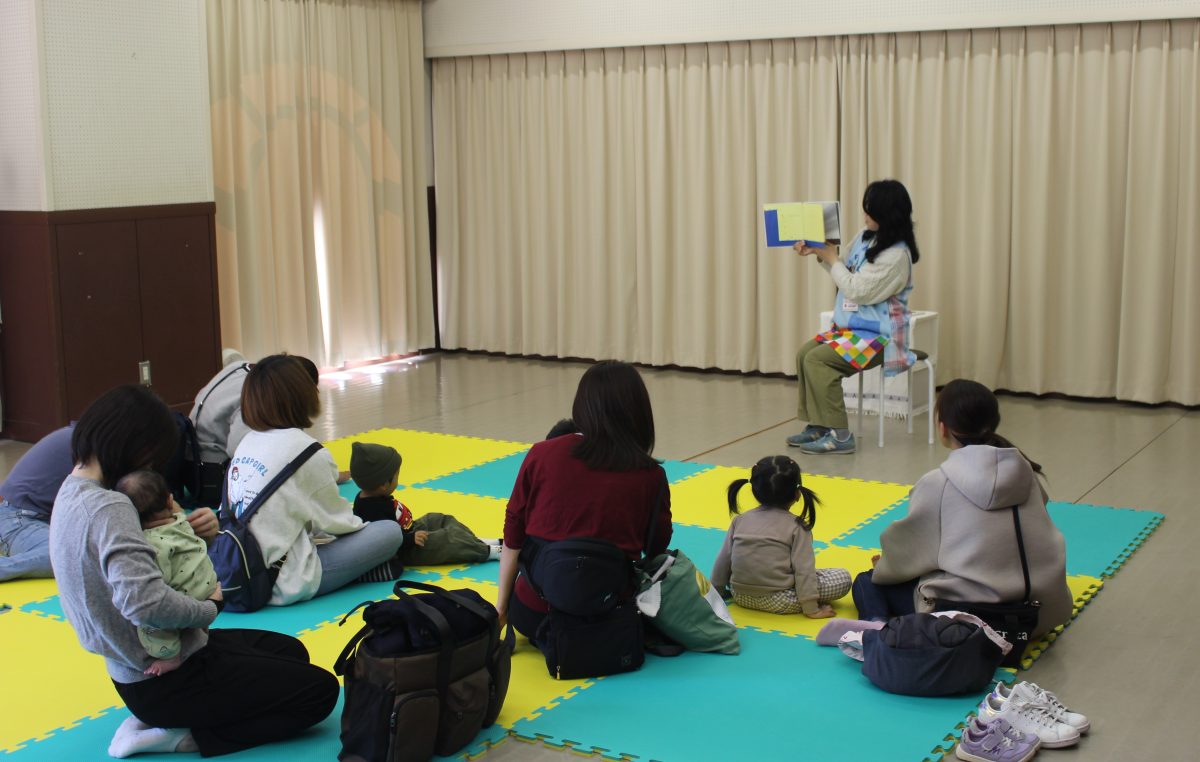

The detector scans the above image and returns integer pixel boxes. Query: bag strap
[1010,506,1033,604]
[195,363,250,430]
[391,583,456,696]
[224,441,323,525]
[641,466,669,559]
[394,579,503,664]
[333,624,372,676]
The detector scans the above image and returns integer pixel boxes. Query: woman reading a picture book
[787,179,921,455]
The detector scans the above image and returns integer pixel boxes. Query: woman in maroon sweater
[497,361,673,640]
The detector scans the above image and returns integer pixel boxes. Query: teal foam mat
[7,692,507,762]
[3,425,1164,762]
[509,629,1000,762]
[834,499,1164,579]
[1044,502,1165,577]
[415,451,713,501]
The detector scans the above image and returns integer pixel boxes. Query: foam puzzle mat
[0,428,1164,761]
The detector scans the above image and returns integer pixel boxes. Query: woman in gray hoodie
[851,380,1072,639]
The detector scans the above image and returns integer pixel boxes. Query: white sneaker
[977,693,1081,749]
[993,681,1090,734]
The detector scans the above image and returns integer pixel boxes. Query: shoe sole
[786,436,823,447]
[956,744,1038,762]
[797,447,856,455]
[1038,736,1081,749]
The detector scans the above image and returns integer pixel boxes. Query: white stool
[821,310,939,448]
[855,349,936,447]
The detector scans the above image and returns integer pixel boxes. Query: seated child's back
[711,455,850,619]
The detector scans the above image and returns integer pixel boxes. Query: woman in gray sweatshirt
[851,380,1072,640]
[49,385,338,758]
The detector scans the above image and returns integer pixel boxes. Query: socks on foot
[108,717,193,758]
[833,428,852,441]
[487,544,502,561]
[815,618,886,646]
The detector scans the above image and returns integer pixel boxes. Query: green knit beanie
[349,442,402,491]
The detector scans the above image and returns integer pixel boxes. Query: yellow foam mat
[728,545,880,639]
[1017,574,1104,668]
[666,466,910,540]
[324,429,528,487]
[398,488,508,542]
[0,610,124,752]
[0,578,59,609]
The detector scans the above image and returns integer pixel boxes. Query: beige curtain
[433,20,1200,404]
[207,0,433,367]
[434,40,840,372]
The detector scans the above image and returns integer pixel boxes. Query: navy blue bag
[861,613,1003,697]
[208,442,323,612]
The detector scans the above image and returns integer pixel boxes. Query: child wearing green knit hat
[349,442,501,566]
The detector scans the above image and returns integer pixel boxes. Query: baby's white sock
[487,544,502,561]
[108,716,195,758]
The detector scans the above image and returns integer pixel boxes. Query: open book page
[762,201,841,247]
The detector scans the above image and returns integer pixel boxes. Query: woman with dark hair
[49,384,337,758]
[497,361,673,639]
[850,379,1072,638]
[226,355,404,605]
[788,179,921,454]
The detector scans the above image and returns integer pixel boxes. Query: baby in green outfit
[115,470,219,677]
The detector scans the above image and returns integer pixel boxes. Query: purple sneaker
[955,717,1040,762]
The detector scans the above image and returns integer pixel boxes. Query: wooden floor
[2,352,1192,761]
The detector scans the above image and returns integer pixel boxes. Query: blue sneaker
[786,425,828,447]
[797,431,856,455]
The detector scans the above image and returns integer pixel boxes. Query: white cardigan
[227,428,364,605]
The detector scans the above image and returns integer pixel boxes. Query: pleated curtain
[432,21,1200,404]
[206,0,434,367]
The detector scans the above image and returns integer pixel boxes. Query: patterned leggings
[732,568,853,614]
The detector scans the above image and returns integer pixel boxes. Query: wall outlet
[139,361,152,385]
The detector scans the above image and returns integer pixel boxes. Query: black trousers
[507,592,547,645]
[113,628,339,757]
[851,570,919,622]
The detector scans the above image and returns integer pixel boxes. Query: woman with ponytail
[711,455,850,618]
[851,380,1072,638]
[788,179,920,455]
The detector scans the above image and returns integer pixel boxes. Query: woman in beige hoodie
[852,380,1072,639]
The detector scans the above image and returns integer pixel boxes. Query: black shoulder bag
[192,363,251,506]
[933,506,1042,668]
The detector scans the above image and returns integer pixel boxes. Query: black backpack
[522,536,633,617]
[207,442,322,612]
[189,362,252,507]
[163,412,202,507]
[519,471,669,679]
[521,535,645,680]
[335,580,515,762]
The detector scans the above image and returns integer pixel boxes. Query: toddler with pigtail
[711,455,851,618]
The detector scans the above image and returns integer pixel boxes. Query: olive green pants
[400,513,491,565]
[795,340,883,430]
